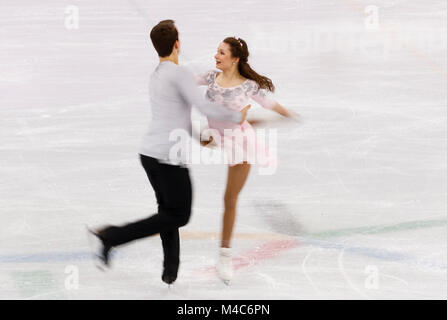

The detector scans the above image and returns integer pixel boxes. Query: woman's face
[214,42,238,71]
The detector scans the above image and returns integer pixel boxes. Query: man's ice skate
[216,247,233,285]
[86,226,112,271]
[162,261,179,285]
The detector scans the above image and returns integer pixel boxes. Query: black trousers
[104,154,192,266]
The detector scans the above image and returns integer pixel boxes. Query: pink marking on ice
[201,239,299,275]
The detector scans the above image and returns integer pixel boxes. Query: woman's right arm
[195,70,211,86]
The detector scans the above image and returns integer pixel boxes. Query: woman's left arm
[251,87,298,120]
[271,102,297,119]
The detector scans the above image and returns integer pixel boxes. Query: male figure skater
[90,20,249,284]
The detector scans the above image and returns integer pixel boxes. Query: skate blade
[94,260,107,272]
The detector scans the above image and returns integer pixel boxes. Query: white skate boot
[216,247,233,285]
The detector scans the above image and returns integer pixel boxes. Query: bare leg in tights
[221,162,251,248]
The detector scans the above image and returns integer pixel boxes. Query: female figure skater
[196,37,296,284]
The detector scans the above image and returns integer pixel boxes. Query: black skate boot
[162,261,179,285]
[87,226,113,270]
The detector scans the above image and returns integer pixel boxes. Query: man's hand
[239,104,251,124]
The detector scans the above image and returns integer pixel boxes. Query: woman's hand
[200,135,214,147]
[247,107,300,128]
[200,130,218,148]
[272,103,298,121]
[246,119,266,126]
[239,104,251,124]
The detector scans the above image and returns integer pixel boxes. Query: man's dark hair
[150,19,178,57]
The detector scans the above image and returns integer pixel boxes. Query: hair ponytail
[223,37,275,92]
[238,61,275,92]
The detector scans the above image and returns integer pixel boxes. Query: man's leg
[102,155,192,248]
[160,229,180,283]
[144,155,184,283]
[160,229,179,266]
[141,155,181,269]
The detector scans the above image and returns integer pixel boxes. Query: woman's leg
[221,162,251,248]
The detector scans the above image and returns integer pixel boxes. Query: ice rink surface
[1,0,447,299]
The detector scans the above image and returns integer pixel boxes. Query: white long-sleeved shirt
[140,61,241,164]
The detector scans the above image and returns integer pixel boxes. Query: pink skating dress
[196,70,278,168]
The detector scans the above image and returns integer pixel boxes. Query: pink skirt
[206,119,278,168]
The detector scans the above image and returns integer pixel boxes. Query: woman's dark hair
[150,19,178,57]
[223,37,275,92]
